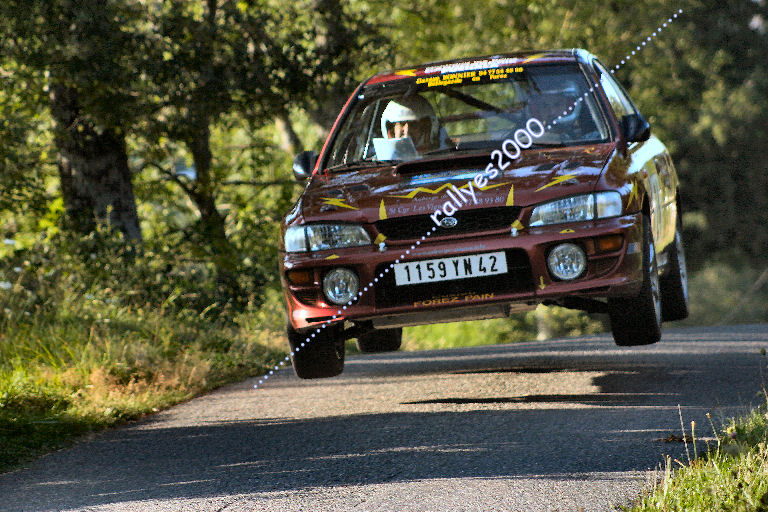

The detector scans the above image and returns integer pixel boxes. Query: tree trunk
[185,123,243,299]
[49,84,142,241]
[307,94,348,139]
[275,111,303,155]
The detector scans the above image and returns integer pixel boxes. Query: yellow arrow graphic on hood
[390,181,511,199]
[320,197,359,210]
[535,173,579,192]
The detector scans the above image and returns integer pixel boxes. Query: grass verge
[0,310,286,473]
[0,309,286,474]
[630,399,768,511]
[0,243,287,474]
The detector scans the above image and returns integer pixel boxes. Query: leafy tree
[125,0,316,296]
[265,0,392,150]
[0,61,49,217]
[0,0,144,239]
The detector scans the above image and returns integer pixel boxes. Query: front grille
[374,249,533,309]
[375,206,521,240]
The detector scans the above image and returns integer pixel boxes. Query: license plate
[394,251,508,286]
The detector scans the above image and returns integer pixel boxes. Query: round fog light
[323,268,360,305]
[547,243,587,281]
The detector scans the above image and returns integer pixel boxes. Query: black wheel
[608,216,662,346]
[356,328,402,353]
[661,226,690,322]
[286,323,345,379]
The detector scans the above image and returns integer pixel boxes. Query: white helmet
[380,95,438,146]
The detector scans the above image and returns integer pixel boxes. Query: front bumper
[281,212,644,331]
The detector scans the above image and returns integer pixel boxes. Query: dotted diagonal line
[254,230,436,388]
[253,7,683,390]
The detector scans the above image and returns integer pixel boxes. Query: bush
[0,232,286,472]
[684,259,768,326]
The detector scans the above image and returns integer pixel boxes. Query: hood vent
[395,153,492,175]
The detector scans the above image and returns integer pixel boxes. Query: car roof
[366,49,593,86]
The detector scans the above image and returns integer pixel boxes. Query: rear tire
[661,227,690,322]
[609,216,662,346]
[356,328,402,353]
[287,323,345,379]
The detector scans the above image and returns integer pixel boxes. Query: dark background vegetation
[1,0,767,470]
[2,0,767,296]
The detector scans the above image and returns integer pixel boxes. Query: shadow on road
[1,325,766,510]
[0,408,686,509]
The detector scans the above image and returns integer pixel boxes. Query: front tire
[609,216,662,346]
[661,228,690,322]
[356,328,402,353]
[287,323,345,379]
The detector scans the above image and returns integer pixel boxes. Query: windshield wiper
[531,141,566,147]
[326,159,399,172]
[420,147,460,156]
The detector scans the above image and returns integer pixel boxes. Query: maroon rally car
[280,49,688,378]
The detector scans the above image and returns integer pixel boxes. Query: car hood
[297,143,615,224]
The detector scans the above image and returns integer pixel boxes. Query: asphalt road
[1,324,767,511]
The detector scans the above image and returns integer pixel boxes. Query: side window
[593,60,637,119]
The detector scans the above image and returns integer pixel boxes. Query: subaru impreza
[280,49,688,378]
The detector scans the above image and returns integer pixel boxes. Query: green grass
[402,305,606,351]
[630,399,768,511]
[0,241,287,473]
[684,260,768,326]
[0,302,286,473]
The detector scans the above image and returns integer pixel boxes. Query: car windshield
[325,63,610,170]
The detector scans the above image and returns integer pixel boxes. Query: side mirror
[620,113,651,143]
[292,151,318,182]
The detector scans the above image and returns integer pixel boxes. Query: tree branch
[144,161,196,197]
[220,179,298,187]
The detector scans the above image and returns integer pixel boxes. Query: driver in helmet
[380,95,440,153]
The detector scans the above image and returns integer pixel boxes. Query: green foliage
[403,318,523,351]
[1,229,258,321]
[0,61,51,215]
[0,0,150,132]
[0,234,287,472]
[130,118,298,305]
[631,400,768,511]
[682,257,768,326]
[403,306,605,351]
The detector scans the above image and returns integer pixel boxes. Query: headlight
[529,192,622,227]
[547,243,587,280]
[284,224,371,253]
[323,268,360,305]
